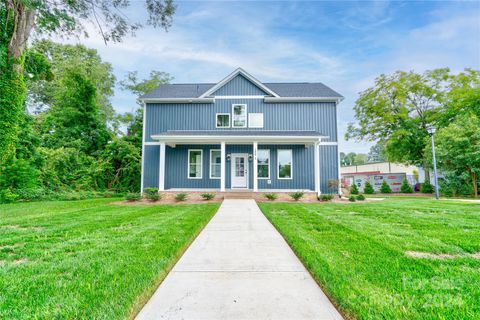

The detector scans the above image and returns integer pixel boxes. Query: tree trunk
[473,172,478,198]
[423,159,430,183]
[0,2,36,166]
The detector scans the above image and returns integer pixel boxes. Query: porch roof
[151,130,327,144]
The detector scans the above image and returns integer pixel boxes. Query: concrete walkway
[135,199,343,320]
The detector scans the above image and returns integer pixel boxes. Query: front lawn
[0,198,219,319]
[259,198,480,320]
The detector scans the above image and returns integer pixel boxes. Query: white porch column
[253,141,258,192]
[158,142,166,191]
[220,141,226,191]
[314,141,321,196]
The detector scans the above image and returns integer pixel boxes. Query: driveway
[135,199,343,320]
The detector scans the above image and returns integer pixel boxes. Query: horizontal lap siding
[145,100,337,142]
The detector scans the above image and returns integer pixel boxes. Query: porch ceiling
[150,130,327,145]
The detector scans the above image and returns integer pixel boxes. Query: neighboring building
[140,68,343,195]
[341,161,426,192]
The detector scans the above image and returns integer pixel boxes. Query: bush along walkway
[135,199,343,320]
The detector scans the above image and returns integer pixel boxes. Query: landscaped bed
[0,198,219,319]
[259,197,480,320]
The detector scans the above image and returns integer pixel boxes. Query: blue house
[140,68,343,195]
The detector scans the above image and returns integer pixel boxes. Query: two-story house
[140,68,343,195]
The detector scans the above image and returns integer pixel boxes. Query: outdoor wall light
[226,154,231,161]
[248,154,253,161]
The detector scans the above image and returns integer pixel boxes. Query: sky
[52,0,480,153]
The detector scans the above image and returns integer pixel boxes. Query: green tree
[367,143,386,163]
[350,183,359,195]
[380,180,392,193]
[400,178,413,193]
[28,40,116,123]
[0,0,175,166]
[364,181,375,194]
[430,113,480,197]
[39,70,110,156]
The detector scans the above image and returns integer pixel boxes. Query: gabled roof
[140,68,343,101]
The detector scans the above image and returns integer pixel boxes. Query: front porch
[142,131,340,195]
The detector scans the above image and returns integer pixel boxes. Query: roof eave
[264,97,343,103]
[140,98,215,104]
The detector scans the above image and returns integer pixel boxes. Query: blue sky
[55,0,480,153]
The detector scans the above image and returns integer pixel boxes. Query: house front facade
[140,68,343,195]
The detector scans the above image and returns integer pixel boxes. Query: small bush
[144,187,161,202]
[363,181,375,194]
[0,189,19,203]
[356,194,366,201]
[200,193,216,200]
[319,194,334,202]
[420,181,434,193]
[175,193,188,201]
[289,191,304,201]
[125,192,141,202]
[264,193,278,201]
[103,190,117,198]
[348,195,356,202]
[400,178,413,193]
[350,183,359,195]
[380,180,392,193]
[15,187,46,201]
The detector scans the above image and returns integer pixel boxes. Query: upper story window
[248,113,264,128]
[232,104,247,128]
[188,149,203,179]
[216,113,230,128]
[278,149,293,179]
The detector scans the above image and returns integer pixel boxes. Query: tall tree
[367,143,386,163]
[0,0,175,166]
[346,69,451,181]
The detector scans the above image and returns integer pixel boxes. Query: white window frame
[248,113,264,128]
[215,113,230,128]
[188,149,203,179]
[232,104,247,128]
[209,149,221,179]
[257,149,270,179]
[277,149,293,180]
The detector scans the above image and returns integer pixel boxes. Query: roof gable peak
[199,68,279,98]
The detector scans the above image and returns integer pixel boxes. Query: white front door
[231,153,248,188]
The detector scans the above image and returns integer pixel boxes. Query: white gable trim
[199,68,280,98]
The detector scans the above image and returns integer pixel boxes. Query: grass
[258,197,480,320]
[0,198,219,319]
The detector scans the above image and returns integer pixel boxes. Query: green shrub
[175,193,188,201]
[200,193,216,200]
[125,192,141,202]
[319,194,334,202]
[348,195,356,202]
[356,194,366,201]
[103,190,117,198]
[15,187,46,201]
[380,180,392,193]
[421,181,434,193]
[0,189,19,203]
[264,193,278,201]
[350,183,359,195]
[400,178,413,193]
[289,191,304,201]
[144,187,161,201]
[363,181,375,194]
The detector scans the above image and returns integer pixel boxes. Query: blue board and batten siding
[142,70,340,193]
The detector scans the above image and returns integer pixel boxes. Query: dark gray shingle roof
[141,82,342,99]
[155,130,326,137]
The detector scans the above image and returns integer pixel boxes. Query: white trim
[159,142,166,191]
[151,134,325,145]
[144,141,162,146]
[232,104,247,128]
[253,142,258,192]
[319,141,338,146]
[335,101,342,195]
[220,142,226,191]
[257,149,270,180]
[199,68,280,98]
[230,153,249,189]
[215,113,230,128]
[264,97,343,103]
[277,149,293,180]
[187,149,203,179]
[209,149,221,179]
[140,98,215,104]
[314,142,320,196]
[140,102,147,193]
[248,113,264,128]
[215,95,265,99]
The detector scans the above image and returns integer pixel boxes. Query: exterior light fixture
[226,154,231,161]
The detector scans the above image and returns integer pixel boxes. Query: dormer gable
[199,68,279,98]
